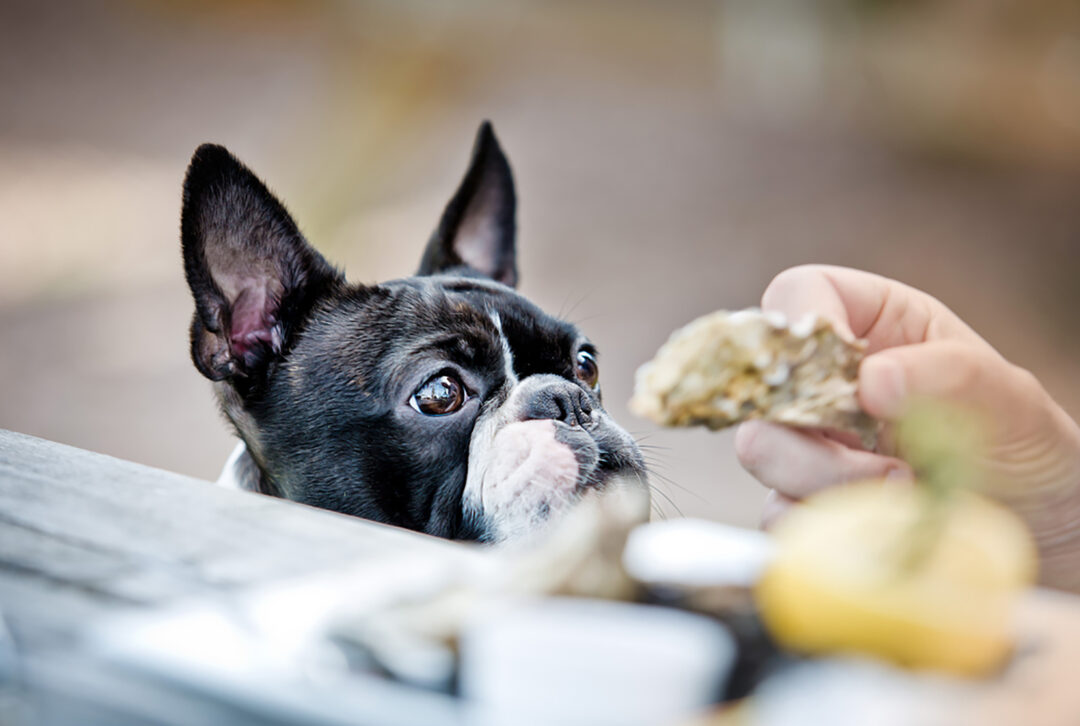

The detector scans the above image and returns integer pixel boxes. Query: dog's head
[181,123,647,542]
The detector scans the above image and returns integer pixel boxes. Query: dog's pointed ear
[181,144,342,384]
[418,121,518,288]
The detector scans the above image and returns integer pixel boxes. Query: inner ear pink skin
[229,285,279,358]
[484,420,580,507]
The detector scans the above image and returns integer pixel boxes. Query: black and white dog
[181,123,647,542]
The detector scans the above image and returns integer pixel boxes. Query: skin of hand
[734,265,1080,592]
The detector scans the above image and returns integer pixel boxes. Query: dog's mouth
[465,418,647,542]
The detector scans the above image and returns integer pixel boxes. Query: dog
[181,122,647,542]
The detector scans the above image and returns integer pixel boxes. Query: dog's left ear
[418,121,518,288]
[181,144,342,385]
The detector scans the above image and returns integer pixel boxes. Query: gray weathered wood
[0,429,464,652]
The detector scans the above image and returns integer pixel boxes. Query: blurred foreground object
[755,403,1038,675]
[460,598,734,726]
[757,481,1036,675]
[748,589,1080,726]
[7,430,1080,724]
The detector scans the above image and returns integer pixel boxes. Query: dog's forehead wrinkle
[421,280,585,378]
[303,286,514,402]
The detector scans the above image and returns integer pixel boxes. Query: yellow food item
[756,481,1037,675]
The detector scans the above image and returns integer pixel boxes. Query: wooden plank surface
[0,429,465,652]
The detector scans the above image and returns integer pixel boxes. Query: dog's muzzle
[462,375,647,542]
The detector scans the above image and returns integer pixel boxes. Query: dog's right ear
[418,122,518,287]
[181,144,342,385]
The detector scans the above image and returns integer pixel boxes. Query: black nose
[522,379,594,427]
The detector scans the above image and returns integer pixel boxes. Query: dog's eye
[410,374,466,416]
[575,350,599,388]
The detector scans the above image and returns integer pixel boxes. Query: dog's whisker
[561,290,593,323]
[640,457,678,475]
[631,436,672,451]
[646,482,670,505]
[569,313,605,327]
[649,501,668,521]
[647,483,683,517]
[644,465,711,508]
[629,437,673,453]
[634,442,672,453]
[556,289,577,320]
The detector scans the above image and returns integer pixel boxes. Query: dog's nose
[521,378,594,428]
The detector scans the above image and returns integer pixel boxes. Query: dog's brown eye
[575,350,599,388]
[411,374,466,416]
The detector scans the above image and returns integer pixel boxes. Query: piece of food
[755,480,1037,675]
[630,309,876,446]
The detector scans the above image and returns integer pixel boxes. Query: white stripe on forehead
[488,310,518,384]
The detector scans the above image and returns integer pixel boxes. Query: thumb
[858,341,1048,437]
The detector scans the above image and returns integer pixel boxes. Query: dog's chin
[466,419,642,543]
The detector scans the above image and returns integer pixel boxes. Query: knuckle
[952,346,1030,400]
[1008,363,1043,397]
[929,341,987,394]
[950,346,984,385]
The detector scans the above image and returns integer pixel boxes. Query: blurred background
[1,0,1078,528]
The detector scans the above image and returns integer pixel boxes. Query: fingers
[735,420,911,501]
[749,265,1044,533]
[760,265,855,339]
[761,265,986,353]
[760,489,798,531]
[858,341,1051,438]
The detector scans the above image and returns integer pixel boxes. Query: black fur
[181,123,643,539]
[181,144,343,396]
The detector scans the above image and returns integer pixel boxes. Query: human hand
[734,265,1080,591]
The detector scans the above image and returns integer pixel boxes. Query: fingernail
[885,466,913,483]
[861,356,906,419]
